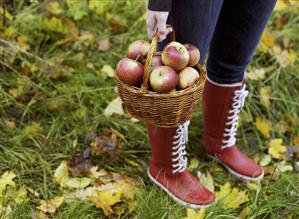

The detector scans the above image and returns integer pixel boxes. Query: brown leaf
[68,155,92,177]
[88,130,123,162]
[98,37,110,51]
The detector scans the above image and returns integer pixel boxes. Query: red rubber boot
[203,77,264,181]
[147,122,215,208]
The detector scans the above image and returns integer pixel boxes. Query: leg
[147,122,215,208]
[158,0,224,64]
[207,0,277,83]
[203,0,276,181]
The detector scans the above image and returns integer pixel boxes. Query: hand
[146,10,172,42]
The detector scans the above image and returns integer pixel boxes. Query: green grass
[0,1,299,218]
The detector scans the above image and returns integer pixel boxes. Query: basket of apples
[115,27,206,128]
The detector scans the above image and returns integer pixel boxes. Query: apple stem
[135,55,140,61]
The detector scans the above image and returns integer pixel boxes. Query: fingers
[156,12,169,42]
[146,10,170,42]
[146,11,157,40]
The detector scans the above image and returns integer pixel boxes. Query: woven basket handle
[140,24,175,93]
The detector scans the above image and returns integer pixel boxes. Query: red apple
[127,40,150,61]
[178,67,199,90]
[116,58,144,86]
[161,42,189,71]
[150,55,163,72]
[150,66,178,93]
[184,44,200,67]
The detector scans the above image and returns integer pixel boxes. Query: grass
[0,1,299,218]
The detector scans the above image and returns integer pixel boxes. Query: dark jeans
[159,0,277,84]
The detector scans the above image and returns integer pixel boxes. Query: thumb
[156,13,169,42]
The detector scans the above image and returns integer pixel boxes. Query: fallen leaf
[293,136,299,146]
[188,158,199,171]
[259,154,272,166]
[37,196,64,214]
[4,119,16,128]
[17,35,30,51]
[31,211,49,219]
[238,206,250,219]
[103,97,125,117]
[54,161,91,189]
[15,185,28,204]
[246,68,266,81]
[268,138,286,159]
[260,86,271,108]
[197,171,214,193]
[98,37,110,51]
[23,122,43,137]
[89,166,107,179]
[286,146,299,159]
[274,0,288,11]
[276,160,293,173]
[0,7,13,20]
[44,17,69,34]
[258,31,276,53]
[273,120,289,135]
[68,155,92,177]
[246,182,260,191]
[46,1,64,15]
[255,117,271,138]
[183,208,205,219]
[101,65,115,78]
[0,171,16,193]
[216,183,249,209]
[63,177,91,189]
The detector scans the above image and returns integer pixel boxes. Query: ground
[0,1,298,219]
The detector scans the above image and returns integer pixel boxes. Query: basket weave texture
[116,28,206,127]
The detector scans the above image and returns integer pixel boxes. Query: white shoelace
[172,120,190,174]
[222,84,249,149]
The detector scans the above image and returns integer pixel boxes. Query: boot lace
[172,120,190,174]
[222,84,249,149]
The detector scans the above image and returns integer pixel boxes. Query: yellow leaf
[46,1,64,15]
[293,136,299,145]
[103,97,125,117]
[216,183,249,209]
[276,160,293,172]
[54,161,69,185]
[183,208,205,219]
[259,154,272,166]
[0,171,16,193]
[54,161,91,189]
[260,86,271,108]
[255,117,271,138]
[4,26,17,38]
[197,171,214,193]
[63,177,91,189]
[238,206,250,219]
[274,0,288,11]
[17,36,30,51]
[23,122,43,137]
[37,196,64,214]
[15,185,28,204]
[44,17,69,34]
[188,158,199,171]
[288,49,297,66]
[89,166,107,179]
[88,185,123,215]
[246,68,266,81]
[0,7,13,20]
[246,182,260,191]
[268,138,286,159]
[258,31,276,53]
[88,0,108,15]
[101,65,114,77]
[31,211,48,219]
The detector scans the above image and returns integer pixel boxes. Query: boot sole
[147,168,215,209]
[208,155,264,182]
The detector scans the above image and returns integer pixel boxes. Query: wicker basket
[116,28,206,128]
